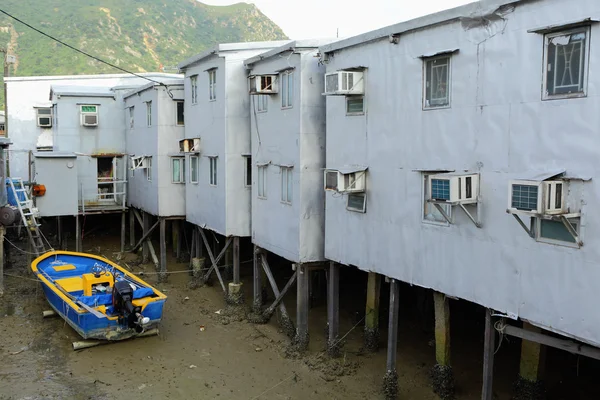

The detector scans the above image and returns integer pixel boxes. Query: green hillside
[0,0,288,106]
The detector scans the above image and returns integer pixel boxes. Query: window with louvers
[342,72,354,91]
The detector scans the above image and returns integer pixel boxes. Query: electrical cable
[0,8,176,97]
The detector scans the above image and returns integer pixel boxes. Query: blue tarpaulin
[6,178,28,207]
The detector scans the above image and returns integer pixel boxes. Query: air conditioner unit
[80,105,98,127]
[249,75,278,94]
[508,179,566,215]
[324,71,364,95]
[179,138,200,153]
[428,173,479,204]
[37,108,53,128]
[324,169,366,193]
[130,156,149,170]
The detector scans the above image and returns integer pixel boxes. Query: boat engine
[112,280,149,332]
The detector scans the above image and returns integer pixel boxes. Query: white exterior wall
[249,50,327,262]
[183,49,276,237]
[125,85,185,217]
[5,73,181,180]
[323,0,600,346]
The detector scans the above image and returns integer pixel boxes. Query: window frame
[146,101,152,127]
[542,26,591,100]
[190,155,199,184]
[128,106,134,129]
[346,96,365,116]
[257,165,267,199]
[281,70,294,109]
[535,217,581,248]
[244,156,252,188]
[423,55,452,110]
[347,192,367,213]
[171,157,185,184]
[209,156,218,186]
[256,95,268,113]
[422,173,452,226]
[280,166,293,204]
[190,75,198,104]
[208,69,217,101]
[176,101,185,126]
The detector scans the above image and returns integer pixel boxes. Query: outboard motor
[112,280,149,332]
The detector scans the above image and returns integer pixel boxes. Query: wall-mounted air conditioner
[130,156,150,170]
[324,169,366,193]
[324,71,364,95]
[428,173,479,205]
[80,105,98,127]
[179,138,200,153]
[249,75,278,94]
[36,108,53,128]
[508,179,566,215]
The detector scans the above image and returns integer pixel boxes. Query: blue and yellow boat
[32,251,167,341]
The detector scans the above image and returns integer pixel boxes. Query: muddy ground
[1,227,599,400]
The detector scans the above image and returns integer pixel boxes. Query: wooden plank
[129,220,160,252]
[264,271,297,316]
[253,246,262,310]
[482,309,495,400]
[434,292,451,366]
[260,255,291,321]
[198,228,229,293]
[503,324,600,361]
[386,279,400,371]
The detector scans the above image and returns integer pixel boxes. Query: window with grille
[190,75,198,104]
[146,157,153,181]
[190,155,199,184]
[347,193,366,213]
[258,165,267,198]
[281,71,293,108]
[544,27,590,99]
[424,56,451,108]
[209,156,218,186]
[346,97,364,115]
[280,166,292,204]
[129,106,134,129]
[146,101,152,127]
[208,70,216,101]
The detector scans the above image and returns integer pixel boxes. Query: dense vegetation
[0,0,287,106]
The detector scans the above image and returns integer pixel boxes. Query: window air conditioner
[428,173,479,204]
[80,105,98,127]
[508,179,566,215]
[179,138,200,153]
[324,71,364,95]
[324,169,366,193]
[249,75,278,94]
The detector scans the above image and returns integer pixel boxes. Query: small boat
[32,251,167,341]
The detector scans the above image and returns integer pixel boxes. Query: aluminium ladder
[8,178,48,256]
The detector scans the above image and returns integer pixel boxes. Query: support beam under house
[327,261,340,357]
[365,271,381,352]
[383,278,400,400]
[431,292,455,398]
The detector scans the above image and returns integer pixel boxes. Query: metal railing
[80,177,127,214]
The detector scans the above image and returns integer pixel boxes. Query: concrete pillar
[252,245,262,313]
[129,210,135,247]
[514,322,546,399]
[158,218,167,283]
[432,292,455,399]
[142,212,150,263]
[227,236,243,305]
[482,308,495,400]
[383,279,400,399]
[294,263,310,352]
[365,272,381,352]
[327,261,340,357]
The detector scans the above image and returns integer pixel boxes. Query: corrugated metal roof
[50,85,115,98]
[244,39,337,67]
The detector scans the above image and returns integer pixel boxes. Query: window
[257,95,268,112]
[281,70,293,108]
[129,106,134,129]
[423,174,451,224]
[146,157,153,181]
[171,157,185,183]
[190,155,199,184]
[346,97,364,115]
[37,108,53,127]
[208,70,216,101]
[347,192,367,213]
[146,101,152,127]
[191,75,198,104]
[537,218,579,247]
[244,156,252,187]
[176,101,184,126]
[257,165,267,198]
[424,56,451,108]
[543,27,590,99]
[209,156,218,186]
[281,166,293,204]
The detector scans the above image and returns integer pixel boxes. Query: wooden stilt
[57,216,62,250]
[382,279,400,399]
[175,220,182,261]
[159,218,167,282]
[365,271,381,352]
[75,214,82,253]
[195,227,202,258]
[120,211,126,253]
[434,292,451,367]
[171,220,179,257]
[198,228,230,293]
[327,261,340,357]
[295,263,310,351]
[482,308,495,400]
[233,236,240,284]
[142,212,150,263]
[129,209,135,247]
[260,254,295,336]
[0,226,4,296]
[253,246,262,312]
